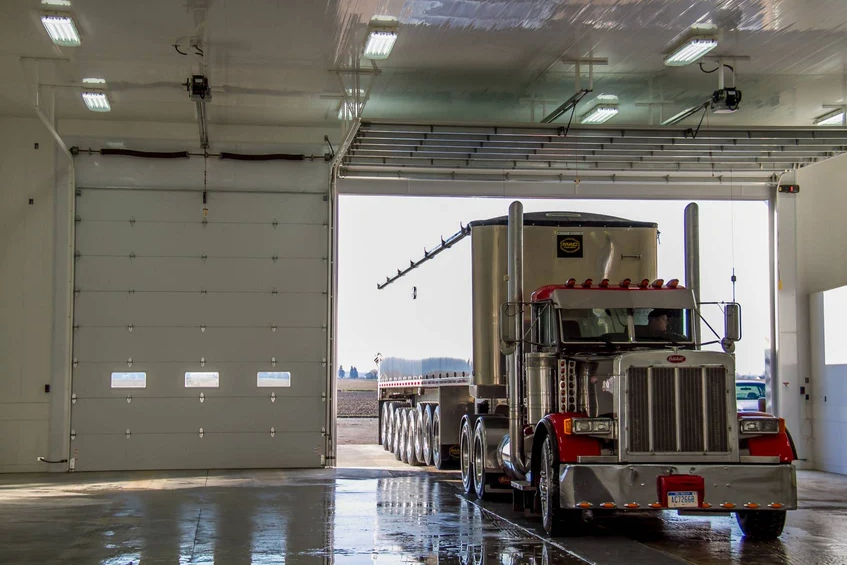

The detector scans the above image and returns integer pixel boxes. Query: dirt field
[337,379,378,391]
[336,417,379,445]
[337,379,379,417]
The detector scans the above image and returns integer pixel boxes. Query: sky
[338,196,771,376]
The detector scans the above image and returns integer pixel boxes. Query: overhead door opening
[336,194,771,468]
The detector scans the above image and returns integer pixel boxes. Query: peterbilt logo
[667,355,686,363]
[560,238,581,253]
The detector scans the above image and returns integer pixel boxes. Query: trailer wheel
[736,510,786,540]
[422,404,434,466]
[400,410,410,463]
[539,435,583,536]
[381,403,392,450]
[393,409,404,461]
[406,410,421,465]
[414,405,426,463]
[460,419,475,496]
[432,406,444,470]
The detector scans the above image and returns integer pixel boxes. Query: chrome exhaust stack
[505,201,528,479]
[684,203,701,346]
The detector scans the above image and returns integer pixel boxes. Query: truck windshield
[559,308,692,344]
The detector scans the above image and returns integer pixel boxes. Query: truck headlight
[739,417,780,434]
[565,417,613,435]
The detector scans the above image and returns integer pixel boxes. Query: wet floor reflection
[0,471,581,565]
[2,469,846,564]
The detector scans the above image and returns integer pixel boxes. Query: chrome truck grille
[627,366,729,454]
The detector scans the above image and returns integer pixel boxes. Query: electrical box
[778,184,800,194]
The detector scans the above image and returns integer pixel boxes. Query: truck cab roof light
[599,279,610,288]
[619,278,631,288]
[576,502,592,509]
[720,502,736,509]
[666,279,680,288]
[565,278,576,288]
[701,502,712,509]
[582,279,593,288]
[639,279,650,289]
[651,279,664,288]
[600,502,616,509]
[624,503,640,509]
[768,503,784,509]
[649,502,664,509]
[744,503,760,509]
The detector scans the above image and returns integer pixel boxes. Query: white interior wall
[0,117,56,472]
[795,153,847,474]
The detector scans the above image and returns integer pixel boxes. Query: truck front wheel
[539,435,583,537]
[736,510,786,540]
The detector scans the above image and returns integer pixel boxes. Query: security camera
[711,87,742,113]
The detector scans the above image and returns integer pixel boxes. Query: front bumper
[558,464,797,510]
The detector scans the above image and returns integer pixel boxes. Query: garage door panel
[74,327,327,363]
[78,191,328,224]
[72,361,326,397]
[71,397,326,434]
[71,432,324,471]
[77,223,327,258]
[75,257,328,293]
[72,185,329,471]
[74,292,327,327]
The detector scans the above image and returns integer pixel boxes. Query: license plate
[668,491,698,508]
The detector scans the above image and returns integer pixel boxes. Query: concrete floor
[0,446,845,565]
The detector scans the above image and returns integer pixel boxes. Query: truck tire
[736,510,787,540]
[407,410,421,465]
[381,403,392,450]
[393,409,404,461]
[539,434,583,537]
[432,405,444,470]
[414,405,426,463]
[400,410,410,463]
[422,404,434,466]
[460,418,475,496]
[472,422,489,500]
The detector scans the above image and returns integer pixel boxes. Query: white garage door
[70,185,330,471]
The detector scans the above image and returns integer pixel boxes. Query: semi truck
[377,202,796,539]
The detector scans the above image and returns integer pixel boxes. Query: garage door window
[257,371,291,387]
[111,372,147,388]
[185,372,220,388]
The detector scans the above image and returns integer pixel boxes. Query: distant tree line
[338,365,378,379]
[380,357,472,378]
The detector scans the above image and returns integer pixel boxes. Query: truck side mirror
[724,303,742,342]
[499,302,518,355]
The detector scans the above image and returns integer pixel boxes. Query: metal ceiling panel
[341,121,847,185]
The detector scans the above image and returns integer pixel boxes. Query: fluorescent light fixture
[664,37,718,66]
[579,94,619,125]
[82,77,106,84]
[364,30,397,59]
[42,0,72,6]
[814,109,845,126]
[580,105,619,124]
[82,92,111,112]
[41,15,81,46]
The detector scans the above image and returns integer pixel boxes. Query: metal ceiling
[341,121,847,185]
